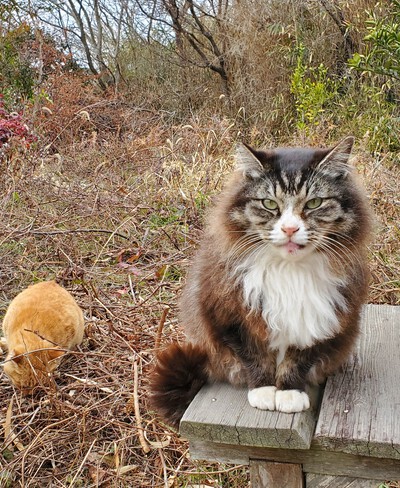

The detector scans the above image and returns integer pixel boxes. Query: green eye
[305,197,323,209]
[262,199,278,210]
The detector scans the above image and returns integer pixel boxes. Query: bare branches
[138,0,232,96]
[319,0,356,61]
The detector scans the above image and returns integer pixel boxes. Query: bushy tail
[149,343,209,429]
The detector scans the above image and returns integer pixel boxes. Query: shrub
[290,44,338,135]
[0,96,37,151]
[0,22,36,108]
[348,1,400,81]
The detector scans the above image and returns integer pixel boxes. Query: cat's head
[3,346,64,392]
[225,137,371,262]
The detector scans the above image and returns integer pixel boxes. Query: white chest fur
[236,250,347,362]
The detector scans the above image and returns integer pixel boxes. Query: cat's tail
[149,342,209,429]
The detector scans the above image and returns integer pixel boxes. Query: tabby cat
[2,281,84,392]
[150,137,372,428]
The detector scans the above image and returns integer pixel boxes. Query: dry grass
[0,107,399,487]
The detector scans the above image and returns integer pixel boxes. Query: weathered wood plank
[187,439,400,480]
[180,382,320,449]
[314,304,400,460]
[306,474,383,488]
[250,461,304,488]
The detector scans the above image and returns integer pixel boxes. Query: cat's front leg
[217,321,277,410]
[274,352,311,413]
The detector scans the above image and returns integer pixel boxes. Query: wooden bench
[179,305,400,487]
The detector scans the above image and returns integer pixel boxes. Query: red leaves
[0,97,37,149]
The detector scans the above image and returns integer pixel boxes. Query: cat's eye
[305,197,323,210]
[262,199,278,211]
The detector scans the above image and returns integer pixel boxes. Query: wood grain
[188,439,400,480]
[306,474,383,488]
[180,382,320,449]
[250,461,304,488]
[180,305,400,482]
[314,305,400,459]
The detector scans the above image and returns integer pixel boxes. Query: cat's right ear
[236,143,265,179]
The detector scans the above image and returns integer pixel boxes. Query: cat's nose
[281,225,300,237]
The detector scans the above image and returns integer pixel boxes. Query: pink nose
[281,225,299,237]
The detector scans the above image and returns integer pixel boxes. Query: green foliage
[349,1,400,81]
[149,206,185,228]
[339,82,400,153]
[290,44,337,133]
[0,470,14,488]
[0,22,36,108]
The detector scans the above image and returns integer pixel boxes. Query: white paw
[275,390,310,413]
[248,386,277,410]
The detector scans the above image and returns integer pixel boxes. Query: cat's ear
[10,349,24,364]
[236,143,268,179]
[48,348,64,362]
[317,136,355,178]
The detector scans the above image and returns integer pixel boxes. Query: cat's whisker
[316,234,364,269]
[228,242,265,269]
[231,237,272,269]
[311,239,349,266]
[226,234,265,265]
[311,236,364,274]
[310,235,351,261]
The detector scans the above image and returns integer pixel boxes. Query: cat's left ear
[48,348,64,362]
[317,136,355,178]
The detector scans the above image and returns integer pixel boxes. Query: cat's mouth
[281,241,306,254]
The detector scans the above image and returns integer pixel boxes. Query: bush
[290,44,338,135]
[349,1,400,81]
[0,22,36,108]
[0,96,37,153]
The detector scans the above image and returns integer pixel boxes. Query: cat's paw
[275,389,310,413]
[248,386,277,410]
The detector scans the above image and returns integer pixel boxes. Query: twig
[155,307,170,350]
[28,227,129,239]
[64,373,114,394]
[128,274,136,303]
[165,448,189,486]
[92,216,135,268]
[21,417,73,485]
[158,447,169,488]
[133,360,150,454]
[3,404,40,452]
[69,438,97,487]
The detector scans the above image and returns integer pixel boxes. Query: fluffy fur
[2,281,84,392]
[150,343,208,428]
[150,136,372,428]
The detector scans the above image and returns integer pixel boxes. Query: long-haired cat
[2,281,84,391]
[150,137,372,428]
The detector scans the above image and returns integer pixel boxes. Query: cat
[150,136,373,429]
[2,280,85,392]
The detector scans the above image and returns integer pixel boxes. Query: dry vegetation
[0,94,399,487]
[1,0,400,484]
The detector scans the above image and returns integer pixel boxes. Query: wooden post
[250,460,304,488]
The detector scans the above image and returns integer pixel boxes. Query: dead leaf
[144,430,171,449]
[116,465,138,475]
[155,264,168,281]
[117,249,142,264]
